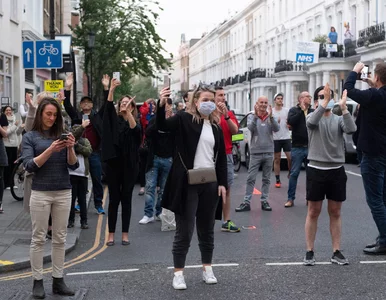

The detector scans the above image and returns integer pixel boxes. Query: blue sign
[22,41,35,69]
[296,53,314,63]
[36,40,63,69]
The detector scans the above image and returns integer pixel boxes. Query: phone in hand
[167,98,173,105]
[113,72,120,81]
[82,114,89,120]
[60,133,70,141]
[357,65,369,80]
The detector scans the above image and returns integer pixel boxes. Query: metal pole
[90,51,93,102]
[72,50,77,108]
[249,68,252,111]
[49,0,56,80]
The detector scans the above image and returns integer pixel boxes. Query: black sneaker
[303,250,315,266]
[235,202,251,212]
[67,221,74,228]
[261,201,272,211]
[331,250,349,265]
[81,222,89,229]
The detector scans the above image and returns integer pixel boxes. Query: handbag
[178,128,219,185]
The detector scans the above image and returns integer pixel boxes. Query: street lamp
[88,31,95,102]
[247,55,254,111]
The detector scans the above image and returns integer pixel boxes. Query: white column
[285,82,291,109]
[316,72,322,88]
[308,73,316,95]
[322,71,330,86]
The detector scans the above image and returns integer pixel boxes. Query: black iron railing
[319,44,344,58]
[274,60,307,73]
[357,22,385,47]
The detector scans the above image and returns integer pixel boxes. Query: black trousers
[4,147,17,188]
[0,167,4,206]
[172,182,219,268]
[69,175,88,223]
[106,159,137,233]
[139,149,148,187]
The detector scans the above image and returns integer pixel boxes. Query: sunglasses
[318,95,325,100]
[192,83,215,98]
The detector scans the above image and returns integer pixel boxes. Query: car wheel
[245,146,250,170]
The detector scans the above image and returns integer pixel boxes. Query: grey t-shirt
[272,107,291,140]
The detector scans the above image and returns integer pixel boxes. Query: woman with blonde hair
[156,84,227,290]
[102,78,141,246]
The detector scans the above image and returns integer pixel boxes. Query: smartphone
[60,133,70,141]
[113,72,120,81]
[361,65,369,79]
[167,98,173,105]
[82,114,89,120]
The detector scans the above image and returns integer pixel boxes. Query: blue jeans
[88,151,104,208]
[361,154,386,246]
[287,147,308,201]
[144,156,173,218]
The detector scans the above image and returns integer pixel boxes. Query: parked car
[238,111,287,169]
[332,99,358,158]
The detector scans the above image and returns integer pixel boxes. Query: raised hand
[217,102,228,116]
[323,83,331,102]
[254,103,259,115]
[353,62,365,74]
[267,105,272,116]
[82,119,90,128]
[102,74,110,89]
[339,90,348,111]
[110,78,121,90]
[65,73,73,90]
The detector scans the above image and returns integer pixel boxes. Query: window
[70,0,80,11]
[0,0,3,14]
[0,53,12,103]
[364,0,370,27]
[10,0,18,21]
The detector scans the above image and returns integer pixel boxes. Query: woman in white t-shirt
[157,84,227,290]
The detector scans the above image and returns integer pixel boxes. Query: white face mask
[326,99,335,110]
[198,101,216,116]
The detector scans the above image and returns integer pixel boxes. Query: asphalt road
[2,163,386,300]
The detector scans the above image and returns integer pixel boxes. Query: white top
[19,103,28,117]
[69,154,87,177]
[272,107,291,140]
[193,119,215,169]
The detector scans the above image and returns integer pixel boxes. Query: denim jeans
[361,154,386,246]
[144,156,173,218]
[244,153,273,203]
[88,151,104,208]
[287,147,308,201]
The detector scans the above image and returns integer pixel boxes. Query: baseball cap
[80,96,93,103]
[274,93,284,100]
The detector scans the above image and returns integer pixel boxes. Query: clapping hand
[267,105,272,116]
[217,102,229,117]
[65,74,73,90]
[102,74,110,89]
[339,90,348,111]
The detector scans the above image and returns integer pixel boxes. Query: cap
[80,96,93,103]
[274,93,284,100]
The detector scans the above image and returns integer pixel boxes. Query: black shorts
[274,139,292,153]
[306,166,347,202]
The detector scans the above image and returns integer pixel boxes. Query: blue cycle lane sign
[36,40,63,69]
[293,41,320,64]
[22,41,35,69]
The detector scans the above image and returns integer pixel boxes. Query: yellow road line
[0,187,109,281]
[0,260,14,266]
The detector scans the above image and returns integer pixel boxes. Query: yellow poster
[44,80,64,92]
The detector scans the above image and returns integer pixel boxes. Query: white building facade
[187,0,386,114]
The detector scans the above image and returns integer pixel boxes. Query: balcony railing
[357,22,385,47]
[344,39,357,57]
[319,44,344,58]
[274,60,307,73]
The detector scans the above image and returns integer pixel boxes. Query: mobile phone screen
[83,114,89,120]
[361,66,369,79]
[113,72,120,81]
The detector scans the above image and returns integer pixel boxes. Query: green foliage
[127,76,158,103]
[313,34,328,44]
[70,0,172,107]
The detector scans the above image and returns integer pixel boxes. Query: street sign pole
[50,0,56,80]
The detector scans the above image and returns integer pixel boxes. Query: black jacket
[156,102,227,220]
[287,105,314,147]
[344,71,386,156]
[145,117,175,172]
[63,90,108,144]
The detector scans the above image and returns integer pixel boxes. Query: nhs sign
[296,53,314,63]
[293,41,320,64]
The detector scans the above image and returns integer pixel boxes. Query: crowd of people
[0,61,385,297]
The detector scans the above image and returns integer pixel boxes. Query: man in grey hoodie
[303,84,356,266]
[235,96,280,212]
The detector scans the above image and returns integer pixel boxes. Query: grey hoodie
[247,113,280,154]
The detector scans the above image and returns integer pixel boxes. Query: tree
[70,0,172,107]
[125,76,158,103]
[313,34,328,44]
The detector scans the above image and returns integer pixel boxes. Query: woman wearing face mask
[102,78,141,246]
[157,84,227,290]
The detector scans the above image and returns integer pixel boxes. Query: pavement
[2,164,386,299]
[0,181,92,273]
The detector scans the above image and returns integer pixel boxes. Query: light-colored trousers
[30,189,71,280]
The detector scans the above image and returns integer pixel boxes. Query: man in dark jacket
[285,91,314,207]
[63,73,106,215]
[344,62,386,255]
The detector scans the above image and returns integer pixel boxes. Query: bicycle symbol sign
[36,40,63,69]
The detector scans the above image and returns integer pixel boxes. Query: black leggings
[69,175,88,223]
[139,150,148,187]
[0,167,4,206]
[172,182,219,268]
[106,159,138,233]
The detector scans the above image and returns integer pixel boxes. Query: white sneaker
[155,215,161,222]
[172,271,187,290]
[202,266,217,284]
[139,216,154,224]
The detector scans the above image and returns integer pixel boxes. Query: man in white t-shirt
[272,93,292,189]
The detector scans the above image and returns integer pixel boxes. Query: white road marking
[346,170,362,177]
[66,269,139,276]
[167,263,239,269]
[360,261,386,264]
[266,262,332,266]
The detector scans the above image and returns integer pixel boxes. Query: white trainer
[173,271,187,290]
[202,266,217,284]
[139,216,154,224]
